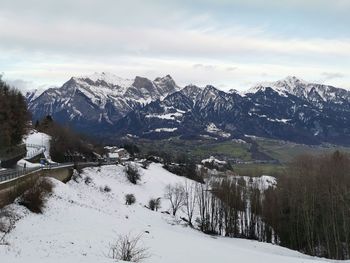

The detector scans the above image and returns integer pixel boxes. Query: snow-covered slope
[0,164,340,263]
[25,89,46,103]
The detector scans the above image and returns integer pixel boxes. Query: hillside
[0,163,342,262]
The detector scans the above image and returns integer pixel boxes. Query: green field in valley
[135,136,350,177]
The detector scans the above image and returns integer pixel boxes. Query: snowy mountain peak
[272,76,310,94]
[203,85,219,93]
[249,76,308,94]
[27,74,350,145]
[25,88,46,102]
[278,76,308,86]
[75,72,134,89]
[247,76,350,105]
[228,88,239,94]
[28,73,182,127]
[154,74,174,83]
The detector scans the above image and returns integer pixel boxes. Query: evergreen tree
[0,77,29,150]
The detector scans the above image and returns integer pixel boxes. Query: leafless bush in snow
[18,178,53,214]
[109,233,149,262]
[148,198,161,211]
[125,194,136,205]
[125,164,141,184]
[0,210,17,245]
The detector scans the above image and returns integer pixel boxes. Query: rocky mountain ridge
[27,74,350,145]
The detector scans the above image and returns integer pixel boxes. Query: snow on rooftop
[202,156,227,164]
[154,127,178,132]
[145,112,183,120]
[206,123,231,138]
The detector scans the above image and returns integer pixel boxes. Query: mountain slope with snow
[248,76,350,107]
[114,79,350,145]
[28,73,180,133]
[0,164,340,263]
[27,75,350,145]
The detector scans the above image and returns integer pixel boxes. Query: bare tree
[164,183,185,216]
[182,181,197,226]
[109,234,149,262]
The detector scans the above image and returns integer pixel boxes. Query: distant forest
[0,77,29,149]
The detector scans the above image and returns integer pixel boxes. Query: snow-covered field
[0,164,341,263]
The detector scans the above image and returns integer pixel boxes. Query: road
[0,162,99,184]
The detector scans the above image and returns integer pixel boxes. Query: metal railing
[25,144,47,159]
[0,167,42,183]
[0,161,99,184]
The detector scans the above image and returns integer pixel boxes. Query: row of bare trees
[164,177,268,239]
[195,178,270,239]
[164,182,197,226]
[164,151,350,259]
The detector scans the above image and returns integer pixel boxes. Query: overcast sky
[1,0,349,91]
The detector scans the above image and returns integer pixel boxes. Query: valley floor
[0,164,343,263]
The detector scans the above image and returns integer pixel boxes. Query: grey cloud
[193,64,216,70]
[3,78,36,92]
[321,72,345,80]
[3,78,53,93]
[0,0,349,92]
[226,66,237,72]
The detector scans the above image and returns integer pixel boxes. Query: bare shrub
[73,163,83,175]
[148,198,161,211]
[84,176,92,185]
[109,234,149,262]
[125,164,141,184]
[0,220,6,234]
[18,178,53,214]
[125,194,136,205]
[164,183,185,216]
[140,160,150,170]
[101,185,111,192]
[0,210,16,245]
[72,170,82,182]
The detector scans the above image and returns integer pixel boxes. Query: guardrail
[25,144,47,160]
[0,167,42,183]
[0,162,99,184]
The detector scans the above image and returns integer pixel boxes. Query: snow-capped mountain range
[27,72,180,133]
[27,73,350,145]
[248,76,350,107]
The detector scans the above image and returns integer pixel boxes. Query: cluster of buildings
[104,146,130,163]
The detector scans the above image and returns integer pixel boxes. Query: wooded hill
[0,77,29,149]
